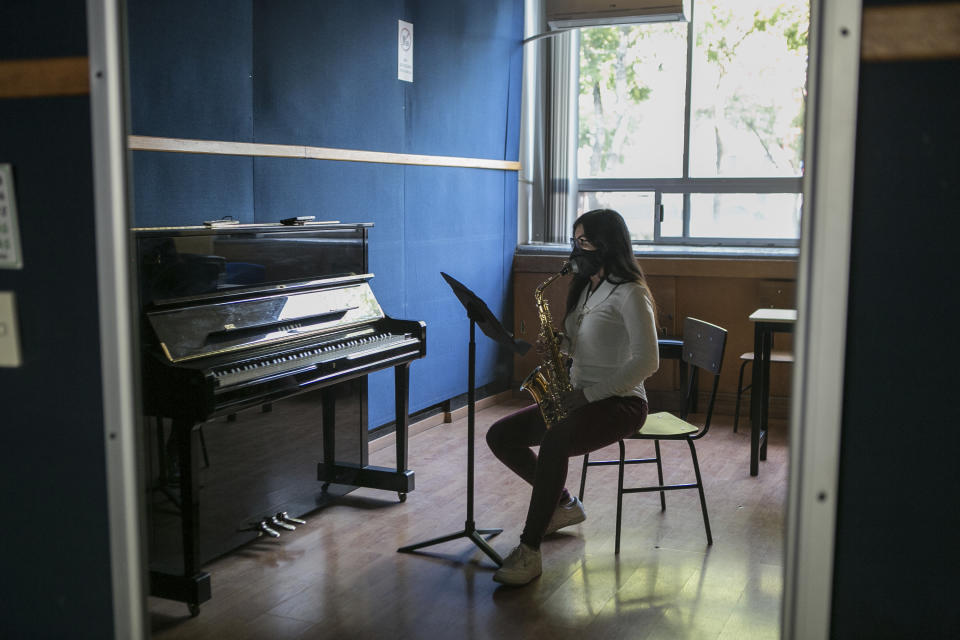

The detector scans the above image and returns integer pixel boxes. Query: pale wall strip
[128,135,522,172]
[862,3,960,61]
[0,56,89,98]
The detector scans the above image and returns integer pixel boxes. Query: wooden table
[749,308,797,476]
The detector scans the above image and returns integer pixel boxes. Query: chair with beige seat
[732,349,793,432]
[578,317,727,553]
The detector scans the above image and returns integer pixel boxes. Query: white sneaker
[544,496,586,535]
[493,543,542,586]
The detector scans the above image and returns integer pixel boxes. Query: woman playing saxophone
[486,209,660,586]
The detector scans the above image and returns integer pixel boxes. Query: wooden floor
[149,399,788,640]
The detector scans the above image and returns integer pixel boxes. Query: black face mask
[569,246,603,277]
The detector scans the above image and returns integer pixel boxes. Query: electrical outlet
[0,291,22,367]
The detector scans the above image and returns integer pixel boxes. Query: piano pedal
[257,519,280,538]
[277,511,306,525]
[269,515,296,531]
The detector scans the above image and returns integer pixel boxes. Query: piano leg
[156,416,168,483]
[178,421,199,579]
[149,419,211,617]
[320,388,337,492]
[197,425,210,469]
[395,363,411,502]
[316,377,415,496]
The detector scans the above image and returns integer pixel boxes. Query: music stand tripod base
[397,521,503,566]
[397,273,531,568]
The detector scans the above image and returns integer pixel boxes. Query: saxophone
[520,262,573,428]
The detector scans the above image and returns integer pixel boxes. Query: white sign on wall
[398,20,413,82]
[0,164,23,270]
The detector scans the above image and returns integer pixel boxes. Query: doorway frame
[92,1,865,637]
[89,0,145,637]
[782,1,862,638]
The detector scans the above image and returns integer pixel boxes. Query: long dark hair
[564,209,655,318]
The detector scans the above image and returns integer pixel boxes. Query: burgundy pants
[485,395,648,549]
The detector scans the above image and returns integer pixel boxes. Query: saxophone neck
[535,262,572,297]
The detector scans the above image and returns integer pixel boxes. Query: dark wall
[832,44,960,640]
[0,2,114,638]
[127,0,524,428]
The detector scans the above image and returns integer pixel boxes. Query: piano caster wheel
[188,603,200,617]
[398,492,406,503]
[322,482,330,492]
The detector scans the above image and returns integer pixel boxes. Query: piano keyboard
[212,330,420,389]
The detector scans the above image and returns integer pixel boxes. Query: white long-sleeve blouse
[562,278,660,403]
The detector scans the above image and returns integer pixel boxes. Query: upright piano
[135,222,425,615]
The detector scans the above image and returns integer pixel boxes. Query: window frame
[578,177,803,247]
[568,2,807,249]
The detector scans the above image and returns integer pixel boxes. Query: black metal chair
[578,317,728,554]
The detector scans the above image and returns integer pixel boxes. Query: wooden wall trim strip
[513,252,798,279]
[128,135,522,172]
[0,56,89,98]
[862,3,960,61]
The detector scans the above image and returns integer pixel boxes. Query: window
[574,0,809,246]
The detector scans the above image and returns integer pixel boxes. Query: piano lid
[134,223,371,308]
[149,276,385,363]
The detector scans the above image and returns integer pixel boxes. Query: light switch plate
[0,291,23,367]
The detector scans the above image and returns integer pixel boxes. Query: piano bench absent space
[733,350,794,433]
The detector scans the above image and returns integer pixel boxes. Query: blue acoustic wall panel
[403,0,524,161]
[0,94,115,639]
[128,0,524,429]
[500,170,520,310]
[132,152,254,227]
[252,0,405,151]
[127,0,254,141]
[402,165,514,413]
[0,2,87,58]
[128,0,255,225]
[396,1,523,427]
[391,0,523,426]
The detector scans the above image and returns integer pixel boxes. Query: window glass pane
[578,24,688,178]
[578,192,655,242]
[689,193,802,239]
[689,0,809,178]
[661,193,684,237]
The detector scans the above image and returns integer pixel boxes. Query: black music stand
[397,272,531,566]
